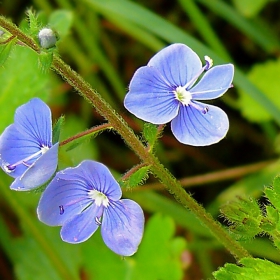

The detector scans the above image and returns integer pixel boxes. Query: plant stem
[60,123,112,146]
[0,15,251,260]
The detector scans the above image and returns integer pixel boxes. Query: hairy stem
[0,15,251,260]
[60,123,112,146]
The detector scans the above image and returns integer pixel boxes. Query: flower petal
[10,142,59,191]
[57,160,122,201]
[0,124,40,178]
[148,43,202,87]
[124,66,180,124]
[14,98,52,147]
[101,199,144,256]
[171,102,229,146]
[190,64,234,100]
[37,165,92,226]
[60,205,100,243]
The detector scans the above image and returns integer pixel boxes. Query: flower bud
[38,28,57,49]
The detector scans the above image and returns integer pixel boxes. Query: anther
[59,205,64,215]
[95,216,102,225]
[204,56,213,71]
[202,106,209,114]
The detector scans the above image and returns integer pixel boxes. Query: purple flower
[124,43,234,146]
[37,160,145,256]
[0,98,59,191]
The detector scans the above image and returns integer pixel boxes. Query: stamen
[59,205,64,215]
[3,164,15,173]
[183,56,213,90]
[95,216,102,225]
[5,145,50,171]
[190,101,210,114]
[204,56,213,71]
[202,106,209,114]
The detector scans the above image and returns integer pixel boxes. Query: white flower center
[88,189,109,207]
[174,86,192,105]
[41,145,49,155]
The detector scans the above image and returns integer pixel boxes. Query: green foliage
[221,196,262,240]
[232,0,269,17]
[221,176,280,250]
[122,165,150,188]
[52,115,65,144]
[238,59,280,122]
[26,9,40,36]
[213,258,280,280]
[48,10,73,40]
[265,176,280,211]
[0,45,50,133]
[82,214,186,280]
[58,115,99,168]
[0,36,16,66]
[143,122,159,149]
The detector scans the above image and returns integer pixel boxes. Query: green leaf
[82,214,186,280]
[220,196,262,240]
[260,205,278,232]
[52,115,65,144]
[213,258,280,280]
[0,37,16,66]
[26,8,40,36]
[49,10,73,40]
[143,123,159,148]
[265,176,280,211]
[124,165,150,188]
[232,0,269,17]
[238,59,280,122]
[0,45,50,133]
[38,51,53,72]
[131,214,186,280]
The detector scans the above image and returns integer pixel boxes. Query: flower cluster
[0,43,235,257]
[124,43,234,146]
[0,98,144,255]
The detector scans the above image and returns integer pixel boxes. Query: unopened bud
[38,28,57,49]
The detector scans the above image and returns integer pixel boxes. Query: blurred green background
[1,0,280,279]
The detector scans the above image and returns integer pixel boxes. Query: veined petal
[101,199,144,256]
[60,205,100,243]
[14,98,52,147]
[37,164,92,226]
[10,142,59,191]
[171,103,229,146]
[57,160,122,201]
[124,66,180,124]
[190,64,234,100]
[0,124,41,178]
[148,43,202,87]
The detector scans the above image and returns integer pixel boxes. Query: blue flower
[0,98,59,191]
[124,43,234,146]
[37,160,145,256]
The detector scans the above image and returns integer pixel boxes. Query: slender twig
[0,16,251,260]
[121,162,149,181]
[60,123,112,146]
